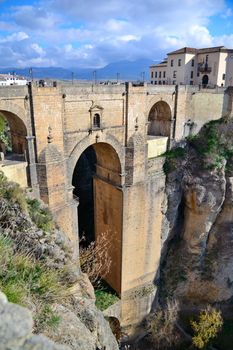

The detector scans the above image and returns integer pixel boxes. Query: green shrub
[0,172,28,211]
[191,305,223,349]
[27,198,54,232]
[95,282,119,311]
[162,147,186,175]
[0,114,11,151]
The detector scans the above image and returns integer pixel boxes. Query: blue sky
[0,0,233,68]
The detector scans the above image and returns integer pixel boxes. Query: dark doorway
[202,75,209,87]
[72,145,97,246]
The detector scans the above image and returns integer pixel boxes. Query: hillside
[0,172,118,350]
[0,59,152,81]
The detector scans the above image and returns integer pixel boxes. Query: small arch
[202,75,209,87]
[93,113,101,128]
[0,110,27,155]
[147,100,172,137]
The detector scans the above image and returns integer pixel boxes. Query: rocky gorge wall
[159,116,233,306]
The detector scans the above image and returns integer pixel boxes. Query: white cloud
[0,31,29,43]
[117,35,140,42]
[31,43,46,56]
[0,0,232,67]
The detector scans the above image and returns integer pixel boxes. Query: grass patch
[27,198,54,232]
[0,236,65,305]
[186,119,233,171]
[0,235,68,334]
[34,304,61,333]
[162,147,186,175]
[95,281,119,311]
[0,172,54,232]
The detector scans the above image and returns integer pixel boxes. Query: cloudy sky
[0,0,233,68]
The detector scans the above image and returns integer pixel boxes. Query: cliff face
[160,117,233,304]
[0,173,118,350]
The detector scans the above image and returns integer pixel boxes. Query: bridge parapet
[0,85,28,98]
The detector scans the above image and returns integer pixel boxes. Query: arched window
[93,113,100,128]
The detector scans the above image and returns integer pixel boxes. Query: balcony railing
[198,64,212,73]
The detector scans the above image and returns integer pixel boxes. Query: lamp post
[141,71,145,82]
[29,68,33,82]
[93,70,97,84]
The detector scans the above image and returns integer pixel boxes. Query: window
[190,81,193,85]
[191,71,193,79]
[222,73,226,80]
[154,81,157,85]
[173,71,177,78]
[178,59,181,66]
[163,71,166,78]
[191,59,195,67]
[197,72,200,77]
[159,71,161,78]
[155,72,157,78]
[173,80,176,85]
[159,81,162,85]
[163,81,166,85]
[171,59,173,67]
[93,113,100,128]
[151,71,153,78]
[151,81,153,84]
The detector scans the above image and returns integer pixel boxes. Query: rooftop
[167,46,233,56]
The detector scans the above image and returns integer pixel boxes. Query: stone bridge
[0,82,229,328]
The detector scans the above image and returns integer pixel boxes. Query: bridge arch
[69,133,124,185]
[147,100,172,137]
[71,139,123,295]
[0,101,28,155]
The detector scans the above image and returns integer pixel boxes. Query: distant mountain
[0,59,155,81]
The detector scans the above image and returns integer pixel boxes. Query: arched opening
[0,110,28,187]
[0,110,27,157]
[147,101,172,137]
[93,113,101,128]
[72,142,122,294]
[72,145,96,245]
[202,75,209,87]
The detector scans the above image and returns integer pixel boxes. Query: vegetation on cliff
[0,171,118,350]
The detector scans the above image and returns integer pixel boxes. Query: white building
[150,46,233,87]
[0,73,28,86]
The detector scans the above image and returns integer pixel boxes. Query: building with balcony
[150,46,233,87]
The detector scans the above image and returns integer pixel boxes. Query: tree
[191,305,223,349]
[147,299,180,349]
[79,231,112,286]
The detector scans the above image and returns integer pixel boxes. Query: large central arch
[72,142,123,294]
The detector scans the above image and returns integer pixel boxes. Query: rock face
[160,118,233,305]
[0,293,69,350]
[0,175,118,350]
